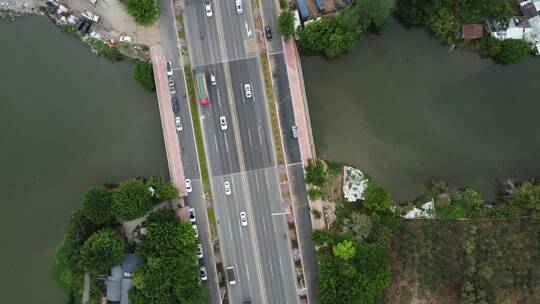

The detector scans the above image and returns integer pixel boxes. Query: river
[302,21,540,201]
[0,16,167,303]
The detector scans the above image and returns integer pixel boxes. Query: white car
[219,116,227,130]
[169,80,176,95]
[197,244,203,259]
[89,31,102,39]
[189,207,196,223]
[200,266,208,281]
[185,179,192,193]
[224,181,231,195]
[240,211,248,227]
[204,2,213,17]
[236,0,243,13]
[82,10,100,23]
[192,224,199,237]
[175,116,182,131]
[166,61,173,76]
[244,83,252,98]
[119,35,132,43]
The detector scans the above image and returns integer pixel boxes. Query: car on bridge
[224,181,232,195]
[220,116,227,130]
[236,0,243,13]
[240,211,248,226]
[244,83,252,98]
[204,2,213,17]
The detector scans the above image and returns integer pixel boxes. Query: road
[157,0,221,303]
[182,0,299,302]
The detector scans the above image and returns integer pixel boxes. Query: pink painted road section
[150,46,185,193]
[282,40,326,230]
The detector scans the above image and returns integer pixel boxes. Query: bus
[196,72,209,105]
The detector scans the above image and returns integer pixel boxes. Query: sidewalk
[282,39,325,231]
[150,46,186,193]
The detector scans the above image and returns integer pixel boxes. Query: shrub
[495,39,530,64]
[123,0,158,25]
[87,38,124,62]
[311,208,322,219]
[333,240,356,260]
[305,159,326,186]
[80,229,126,273]
[81,186,115,225]
[278,10,295,39]
[132,60,155,92]
[112,178,153,221]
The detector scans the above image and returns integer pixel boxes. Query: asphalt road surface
[182,0,299,302]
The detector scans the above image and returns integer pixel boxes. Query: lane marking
[248,129,253,147]
[269,259,275,278]
[228,222,233,238]
[245,262,250,282]
[262,216,268,235]
[214,134,219,152]
[279,257,284,275]
[217,89,222,108]
[190,54,259,69]
[258,125,263,146]
[255,174,260,191]
[224,133,230,152]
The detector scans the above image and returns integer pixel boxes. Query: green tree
[305,159,327,186]
[124,0,158,25]
[80,228,126,273]
[317,251,360,304]
[62,211,103,273]
[511,182,540,218]
[333,240,356,260]
[132,60,155,92]
[53,236,74,296]
[495,39,530,64]
[362,184,393,213]
[81,186,115,225]
[112,178,153,221]
[428,7,457,42]
[342,212,372,242]
[278,9,295,39]
[154,181,180,201]
[355,0,396,33]
[324,28,357,59]
[311,229,335,246]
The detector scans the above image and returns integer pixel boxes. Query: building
[106,254,142,304]
[462,24,483,39]
[342,166,368,202]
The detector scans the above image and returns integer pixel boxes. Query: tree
[80,228,126,273]
[62,211,103,273]
[278,10,295,39]
[333,240,356,260]
[342,212,372,242]
[495,39,530,64]
[362,184,393,214]
[355,0,396,33]
[511,182,540,218]
[317,251,361,304]
[112,178,153,221]
[124,0,158,25]
[312,229,335,246]
[154,181,180,201]
[305,159,327,186]
[81,186,115,225]
[132,60,155,92]
[428,7,457,42]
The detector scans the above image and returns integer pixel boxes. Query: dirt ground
[8,0,161,46]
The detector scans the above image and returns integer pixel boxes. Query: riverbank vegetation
[52,177,204,304]
[132,60,156,91]
[309,159,540,303]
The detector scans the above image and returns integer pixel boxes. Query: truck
[196,72,209,105]
[208,68,216,85]
[226,266,236,285]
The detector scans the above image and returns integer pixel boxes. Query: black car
[265,25,272,40]
[172,97,180,114]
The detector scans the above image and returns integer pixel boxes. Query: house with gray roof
[106,254,142,304]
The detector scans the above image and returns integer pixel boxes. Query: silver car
[200,266,208,281]
[197,244,203,259]
[244,83,252,98]
[240,211,248,227]
[224,181,231,195]
[175,116,182,131]
[220,116,227,130]
[204,2,212,17]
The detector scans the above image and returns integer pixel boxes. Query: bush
[112,178,153,221]
[132,60,155,92]
[278,10,295,39]
[305,159,326,186]
[80,229,126,273]
[124,0,158,25]
[53,237,74,296]
[81,186,115,225]
[362,184,393,214]
[495,39,530,64]
[87,38,124,62]
[311,208,322,219]
[333,240,356,260]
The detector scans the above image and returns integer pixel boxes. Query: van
[291,125,298,138]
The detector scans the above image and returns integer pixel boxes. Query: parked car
[175,116,182,131]
[236,0,243,13]
[200,266,208,281]
[291,125,298,139]
[197,244,203,259]
[185,179,192,193]
[88,0,97,5]
[240,211,248,226]
[192,224,199,237]
[219,115,227,130]
[244,83,252,98]
[265,25,272,40]
[189,207,196,222]
[119,35,133,43]
[82,10,100,23]
[204,1,213,17]
[89,31,101,39]
[169,80,176,95]
[224,181,231,195]
[166,61,173,76]
[172,97,180,114]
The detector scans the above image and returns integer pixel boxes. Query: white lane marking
[224,133,230,152]
[214,134,219,152]
[245,21,252,38]
[247,129,253,147]
[245,263,250,282]
[265,173,271,192]
[269,259,275,277]
[228,222,233,238]
[239,224,244,239]
[262,216,268,235]
[255,174,260,191]
[217,89,222,108]
[258,125,263,146]
[279,257,284,275]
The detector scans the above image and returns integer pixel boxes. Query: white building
[342,166,368,202]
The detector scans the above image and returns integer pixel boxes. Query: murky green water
[303,21,540,201]
[0,16,167,303]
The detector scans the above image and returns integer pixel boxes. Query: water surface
[303,21,540,200]
[0,16,167,303]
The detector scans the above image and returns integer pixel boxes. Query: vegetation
[130,208,206,304]
[297,0,395,58]
[123,0,158,25]
[112,178,153,221]
[493,39,531,64]
[87,38,124,62]
[278,10,295,39]
[81,186,115,225]
[132,60,155,91]
[80,229,126,273]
